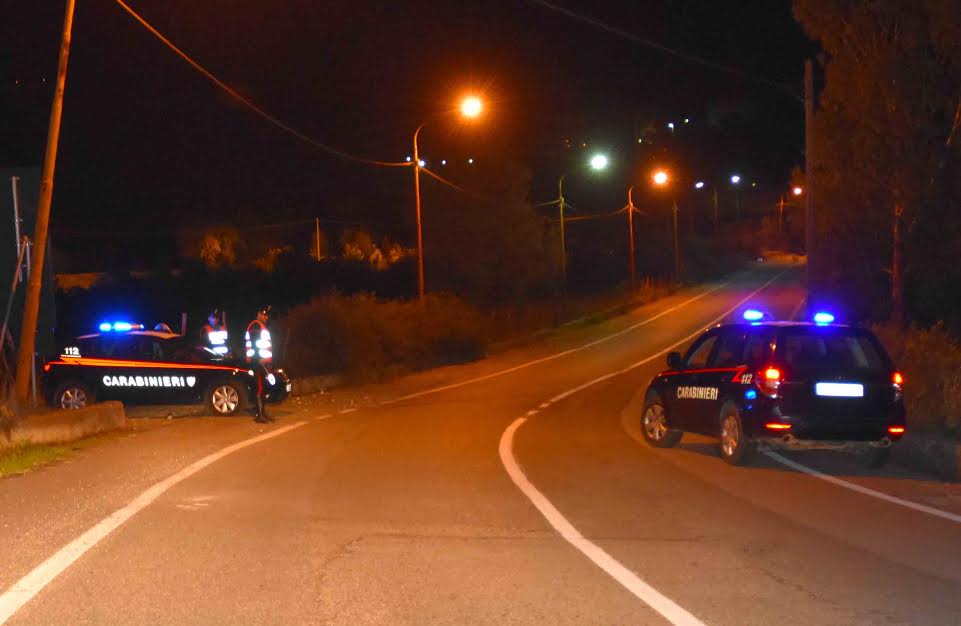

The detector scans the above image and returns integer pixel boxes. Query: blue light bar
[112,321,133,332]
[743,309,765,322]
[99,322,112,332]
[813,312,835,325]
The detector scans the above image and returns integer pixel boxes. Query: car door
[687,328,747,434]
[666,331,719,432]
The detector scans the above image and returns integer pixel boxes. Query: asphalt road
[3,262,961,624]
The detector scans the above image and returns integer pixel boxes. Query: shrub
[874,322,961,437]
[281,293,488,383]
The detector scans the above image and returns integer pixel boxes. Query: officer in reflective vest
[201,309,229,358]
[245,305,274,423]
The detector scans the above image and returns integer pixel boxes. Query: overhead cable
[112,0,410,168]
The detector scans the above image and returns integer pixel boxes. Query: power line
[111,0,411,168]
[524,0,802,101]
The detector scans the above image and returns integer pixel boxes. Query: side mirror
[667,351,683,370]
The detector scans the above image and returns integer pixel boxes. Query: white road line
[338,407,357,414]
[380,281,734,405]
[314,413,333,421]
[499,418,706,626]
[498,270,789,624]
[764,451,961,525]
[0,421,308,624]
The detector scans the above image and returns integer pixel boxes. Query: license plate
[815,382,864,398]
[286,383,292,392]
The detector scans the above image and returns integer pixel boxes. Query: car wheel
[206,381,246,416]
[53,381,94,410]
[865,445,891,469]
[641,393,682,448]
[718,403,753,465]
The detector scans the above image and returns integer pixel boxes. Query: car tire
[206,380,246,416]
[53,381,94,410]
[865,445,891,469]
[718,403,753,465]
[641,392,682,448]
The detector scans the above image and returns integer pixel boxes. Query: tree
[181,225,245,270]
[795,0,961,325]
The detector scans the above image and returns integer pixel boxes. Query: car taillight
[765,422,792,431]
[757,366,781,397]
[892,371,904,400]
[888,425,905,435]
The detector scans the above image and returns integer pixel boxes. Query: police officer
[246,305,274,423]
[201,309,229,357]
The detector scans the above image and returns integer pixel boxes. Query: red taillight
[888,425,906,435]
[757,366,782,397]
[43,363,51,373]
[765,423,792,431]
[764,367,781,381]
[892,372,904,386]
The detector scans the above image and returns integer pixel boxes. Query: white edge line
[0,421,308,624]
[379,281,733,405]
[498,270,789,624]
[499,418,706,626]
[763,451,961,525]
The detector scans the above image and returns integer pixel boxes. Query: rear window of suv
[776,328,888,375]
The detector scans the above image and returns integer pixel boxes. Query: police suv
[640,310,906,467]
[43,322,291,416]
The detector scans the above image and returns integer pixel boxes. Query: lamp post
[730,174,742,219]
[627,186,637,291]
[652,169,680,283]
[412,95,483,301]
[556,153,609,292]
[778,186,803,232]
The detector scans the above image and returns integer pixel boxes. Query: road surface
[2,263,960,624]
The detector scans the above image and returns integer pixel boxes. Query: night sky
[2,1,814,270]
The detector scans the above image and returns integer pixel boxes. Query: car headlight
[267,373,276,385]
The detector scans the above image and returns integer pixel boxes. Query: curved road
[3,263,961,624]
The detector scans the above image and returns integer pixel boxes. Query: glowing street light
[460,95,483,118]
[556,154,611,292]
[590,153,609,170]
[694,181,705,189]
[652,170,669,186]
[730,174,743,218]
[412,95,484,301]
[792,186,803,196]
[730,174,741,185]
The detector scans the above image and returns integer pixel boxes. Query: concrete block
[892,433,961,482]
[1,401,126,449]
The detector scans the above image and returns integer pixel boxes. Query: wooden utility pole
[891,204,904,327]
[804,59,816,292]
[558,174,568,293]
[627,186,636,291]
[15,0,76,403]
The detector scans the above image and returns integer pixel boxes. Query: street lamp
[652,169,681,283]
[412,94,483,301]
[792,186,803,196]
[730,174,742,218]
[779,186,804,232]
[557,153,609,292]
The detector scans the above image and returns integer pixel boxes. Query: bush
[281,293,488,383]
[874,322,961,437]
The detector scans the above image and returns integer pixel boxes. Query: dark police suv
[43,323,291,416]
[640,310,906,467]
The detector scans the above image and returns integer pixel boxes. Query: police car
[42,322,291,416]
[640,310,906,467]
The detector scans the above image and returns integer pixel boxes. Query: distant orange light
[652,170,669,186]
[892,371,904,386]
[764,367,781,381]
[765,423,792,430]
[888,425,906,435]
[460,96,483,119]
[792,186,803,196]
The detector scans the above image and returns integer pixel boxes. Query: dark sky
[2,0,814,268]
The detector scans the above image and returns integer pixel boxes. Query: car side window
[711,330,745,368]
[742,330,777,367]
[684,334,718,369]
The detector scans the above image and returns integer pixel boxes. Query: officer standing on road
[246,305,274,423]
[201,309,229,357]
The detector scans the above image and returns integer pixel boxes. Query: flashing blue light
[99,322,112,332]
[112,322,133,332]
[813,312,835,325]
[743,309,765,322]
[745,389,758,400]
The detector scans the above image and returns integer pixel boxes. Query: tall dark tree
[795,0,961,326]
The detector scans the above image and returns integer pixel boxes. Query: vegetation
[875,323,961,438]
[0,443,71,477]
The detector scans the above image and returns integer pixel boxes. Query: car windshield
[777,328,888,376]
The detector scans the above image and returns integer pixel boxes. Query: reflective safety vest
[202,324,230,356]
[245,320,272,364]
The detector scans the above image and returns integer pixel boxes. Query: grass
[0,443,72,477]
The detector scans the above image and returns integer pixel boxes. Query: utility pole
[804,59,815,293]
[413,124,425,302]
[15,0,76,404]
[778,195,785,233]
[672,198,680,283]
[558,174,568,293]
[627,186,636,292]
[314,217,321,261]
[712,186,719,232]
